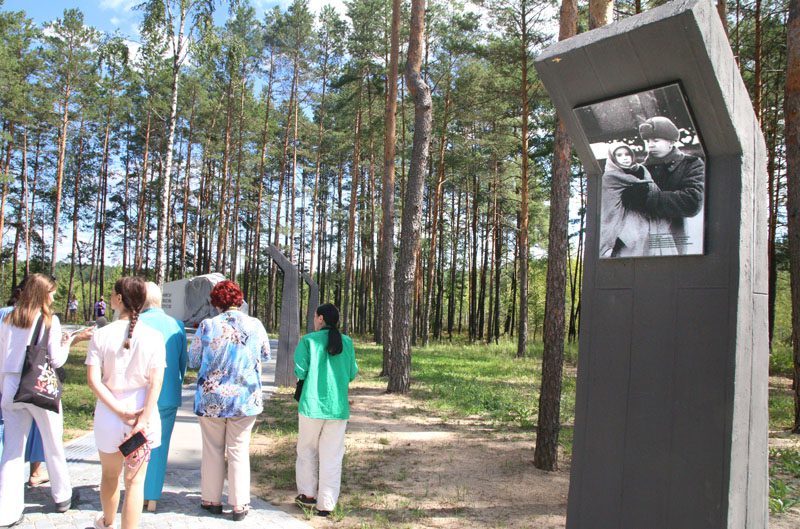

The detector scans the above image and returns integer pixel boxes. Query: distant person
[141,282,187,513]
[67,296,78,323]
[94,297,106,319]
[599,143,676,257]
[294,304,358,517]
[189,280,270,522]
[86,277,165,529]
[621,116,705,254]
[0,274,92,526]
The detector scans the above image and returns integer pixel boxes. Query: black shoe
[55,490,80,513]
[200,502,222,515]
[232,505,249,521]
[0,514,23,528]
[294,494,316,508]
[316,510,331,517]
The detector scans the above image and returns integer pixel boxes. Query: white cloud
[99,0,137,11]
[110,16,121,26]
[307,0,347,15]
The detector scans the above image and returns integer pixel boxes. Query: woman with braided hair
[86,277,166,529]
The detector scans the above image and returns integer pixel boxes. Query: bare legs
[98,451,150,529]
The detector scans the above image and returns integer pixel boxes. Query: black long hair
[317,303,343,355]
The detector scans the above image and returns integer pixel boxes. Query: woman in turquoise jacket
[293,304,357,517]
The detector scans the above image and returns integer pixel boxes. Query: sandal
[232,505,249,522]
[294,494,316,508]
[200,501,222,515]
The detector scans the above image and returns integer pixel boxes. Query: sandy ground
[253,383,800,529]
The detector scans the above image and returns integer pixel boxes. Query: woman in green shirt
[293,304,357,517]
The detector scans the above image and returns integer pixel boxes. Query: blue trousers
[143,406,178,501]
[0,415,44,464]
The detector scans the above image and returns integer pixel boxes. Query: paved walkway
[19,341,311,529]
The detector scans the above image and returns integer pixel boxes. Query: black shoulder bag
[14,316,62,413]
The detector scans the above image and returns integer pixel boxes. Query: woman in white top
[86,277,165,529]
[0,273,92,527]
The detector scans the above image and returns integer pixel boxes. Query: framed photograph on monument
[574,83,706,258]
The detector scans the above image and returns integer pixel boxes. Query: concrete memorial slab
[534,1,768,528]
[265,245,320,386]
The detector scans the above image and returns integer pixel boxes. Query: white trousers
[199,415,256,507]
[0,399,72,525]
[296,414,348,511]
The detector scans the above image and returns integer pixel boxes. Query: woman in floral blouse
[189,281,270,522]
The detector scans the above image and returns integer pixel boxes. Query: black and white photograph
[574,83,706,258]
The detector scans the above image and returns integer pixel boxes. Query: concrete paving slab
[20,340,311,529]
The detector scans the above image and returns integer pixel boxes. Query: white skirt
[93,387,161,454]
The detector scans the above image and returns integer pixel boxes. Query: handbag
[293,379,304,402]
[14,316,62,413]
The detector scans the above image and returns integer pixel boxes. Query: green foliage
[770,345,794,378]
[770,449,800,514]
[769,384,795,432]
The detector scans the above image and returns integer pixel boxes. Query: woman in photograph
[86,276,166,529]
[189,280,270,522]
[294,304,358,517]
[0,274,91,527]
[599,142,676,258]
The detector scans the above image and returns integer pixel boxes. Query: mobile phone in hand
[118,431,147,457]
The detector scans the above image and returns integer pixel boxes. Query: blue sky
[0,0,339,41]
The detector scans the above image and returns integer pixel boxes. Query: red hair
[210,280,243,310]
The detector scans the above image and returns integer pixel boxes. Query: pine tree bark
[251,48,275,312]
[343,95,363,334]
[388,0,432,394]
[215,77,235,275]
[68,120,87,313]
[534,0,578,472]
[134,109,152,274]
[785,0,800,432]
[51,76,72,275]
[422,88,450,346]
[518,0,531,357]
[379,0,401,375]
[0,122,13,266]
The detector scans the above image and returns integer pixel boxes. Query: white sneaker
[94,513,115,529]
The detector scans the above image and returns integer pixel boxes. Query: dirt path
[253,383,799,528]
[256,385,568,528]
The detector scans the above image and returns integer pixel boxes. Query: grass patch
[770,449,800,513]
[61,341,96,438]
[770,385,795,432]
[356,339,577,434]
[770,345,794,378]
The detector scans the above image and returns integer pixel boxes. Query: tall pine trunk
[379,0,401,374]
[785,0,800,432]
[518,0,531,357]
[534,0,578,472]
[51,77,73,275]
[388,0,432,393]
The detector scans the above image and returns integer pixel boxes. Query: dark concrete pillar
[534,1,768,527]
